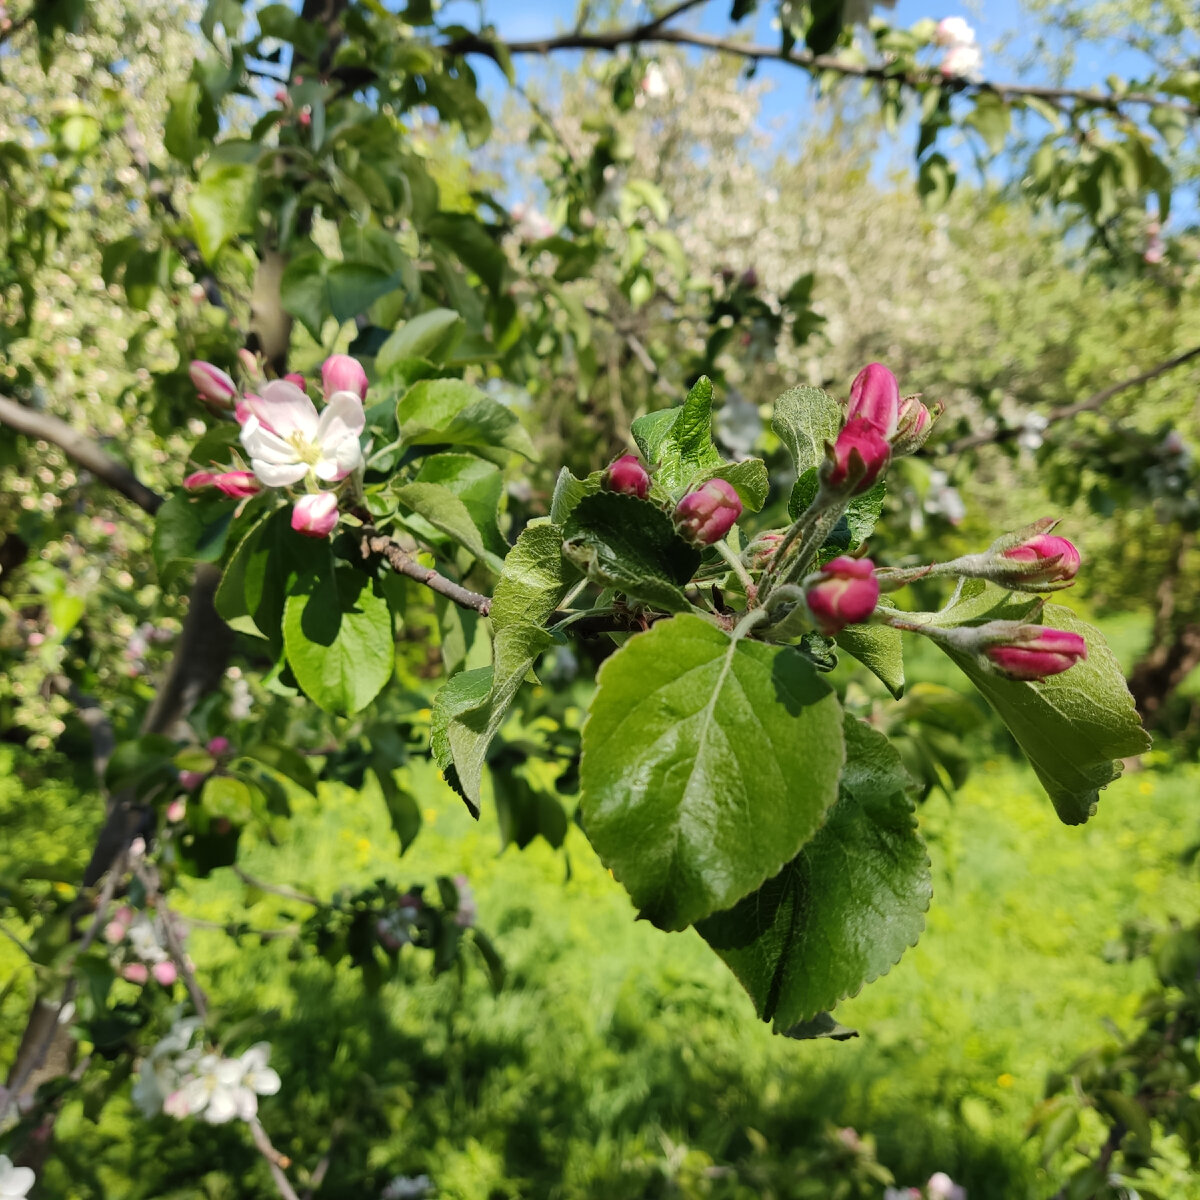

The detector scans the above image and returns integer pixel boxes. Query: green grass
[15,742,1195,1200]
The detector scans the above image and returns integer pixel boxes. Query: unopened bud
[984,626,1087,681]
[151,961,178,987]
[742,531,784,570]
[284,372,307,389]
[892,394,941,455]
[183,470,262,499]
[178,769,206,792]
[103,919,128,945]
[825,417,891,494]
[166,798,187,823]
[121,962,149,986]
[321,354,369,400]
[604,453,651,499]
[804,556,879,635]
[291,492,340,538]
[237,348,262,382]
[189,361,237,407]
[1000,533,1080,587]
[206,736,232,757]
[673,478,742,545]
[847,363,900,439]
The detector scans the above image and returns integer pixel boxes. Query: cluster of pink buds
[104,907,184,988]
[825,363,939,495]
[184,353,369,540]
[804,556,880,635]
[673,478,743,545]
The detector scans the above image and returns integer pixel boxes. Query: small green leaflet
[837,622,905,699]
[698,716,930,1028]
[396,378,536,462]
[631,376,722,492]
[580,614,845,931]
[771,385,842,478]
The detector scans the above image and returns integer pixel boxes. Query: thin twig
[234,867,324,909]
[0,394,163,515]
[936,343,1200,456]
[446,17,1200,117]
[361,528,492,616]
[248,1116,302,1200]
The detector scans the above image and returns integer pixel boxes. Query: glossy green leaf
[929,581,1151,823]
[837,622,905,698]
[283,565,394,715]
[695,457,770,513]
[580,614,845,931]
[563,492,700,612]
[281,252,408,339]
[438,523,578,815]
[392,481,505,573]
[152,492,233,584]
[377,308,463,372]
[396,378,536,461]
[698,716,930,1026]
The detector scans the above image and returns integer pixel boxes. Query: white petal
[255,380,319,440]
[0,1166,35,1198]
[240,418,303,466]
[316,391,366,444]
[249,1067,281,1096]
[251,459,309,488]
[313,435,364,482]
[239,1044,270,1073]
[232,1085,259,1121]
[203,1088,239,1124]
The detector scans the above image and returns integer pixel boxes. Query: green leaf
[918,153,957,208]
[1149,104,1189,152]
[164,80,217,163]
[630,377,722,494]
[392,481,505,573]
[698,716,930,1026]
[215,509,308,651]
[152,492,233,584]
[438,524,578,815]
[413,454,507,560]
[241,743,318,795]
[372,761,422,854]
[188,162,258,264]
[283,564,394,715]
[563,492,701,612]
[929,583,1151,823]
[281,252,408,340]
[771,386,841,478]
[549,466,602,525]
[376,308,463,371]
[836,623,905,699]
[965,93,1011,156]
[580,614,845,931]
[493,768,569,850]
[777,1012,859,1041]
[396,379,536,461]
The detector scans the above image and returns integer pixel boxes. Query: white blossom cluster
[934,16,983,80]
[133,1019,281,1125]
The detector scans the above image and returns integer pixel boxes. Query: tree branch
[248,1116,302,1200]
[233,867,323,909]
[446,16,1200,118]
[361,528,492,616]
[0,394,163,515]
[935,343,1200,456]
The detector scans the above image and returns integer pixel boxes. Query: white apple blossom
[639,63,669,100]
[0,1156,34,1200]
[132,1018,204,1117]
[941,42,983,79]
[239,379,365,488]
[164,1042,281,1125]
[934,16,976,47]
[927,1172,967,1200]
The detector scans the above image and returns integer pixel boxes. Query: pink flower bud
[206,736,232,757]
[151,961,178,987]
[183,470,262,499]
[189,361,237,407]
[804,556,879,635]
[1001,533,1081,586]
[892,394,940,455]
[673,478,742,545]
[178,770,206,792]
[321,354,369,400]
[847,363,900,439]
[826,417,891,494]
[298,107,312,127]
[166,798,187,823]
[604,454,651,499]
[121,962,149,985]
[743,531,784,570]
[985,627,1088,681]
[103,919,128,945]
[291,492,340,538]
[284,372,307,389]
[238,348,261,379]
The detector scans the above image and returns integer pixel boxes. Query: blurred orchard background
[1,1,1200,1198]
